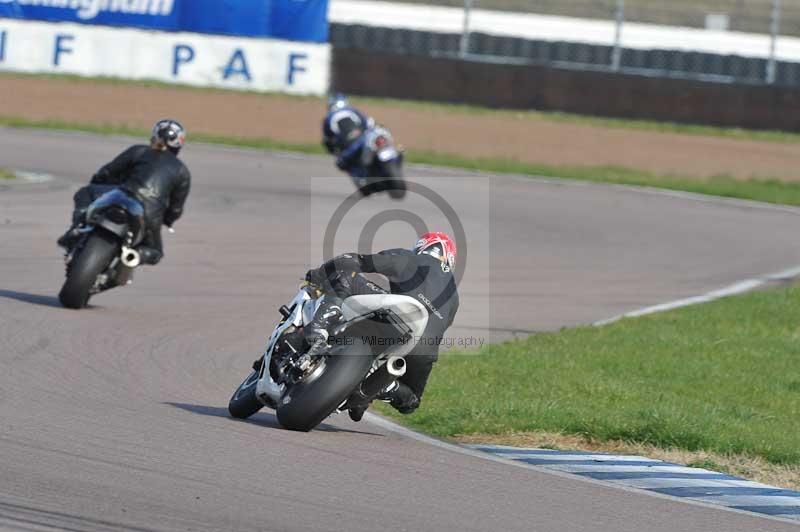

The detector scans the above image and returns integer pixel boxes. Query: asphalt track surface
[2,128,800,531]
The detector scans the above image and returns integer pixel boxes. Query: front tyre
[277,341,374,432]
[58,231,118,309]
[228,370,264,419]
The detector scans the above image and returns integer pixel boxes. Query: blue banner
[0,0,330,43]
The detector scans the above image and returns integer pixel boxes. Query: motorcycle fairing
[341,294,429,359]
[85,188,146,245]
[255,288,313,406]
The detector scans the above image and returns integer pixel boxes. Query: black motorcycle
[58,189,146,309]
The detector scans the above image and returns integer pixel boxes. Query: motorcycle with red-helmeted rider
[228,232,460,431]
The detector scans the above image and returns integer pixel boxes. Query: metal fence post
[766,0,781,84]
[459,0,473,58]
[611,0,625,71]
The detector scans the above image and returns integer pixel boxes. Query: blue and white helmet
[151,119,186,154]
[327,92,349,112]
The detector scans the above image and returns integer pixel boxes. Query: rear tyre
[277,341,374,432]
[384,161,406,199]
[58,231,118,309]
[228,370,264,419]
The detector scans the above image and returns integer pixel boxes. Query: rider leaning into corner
[303,232,460,422]
[57,119,192,265]
[321,92,375,177]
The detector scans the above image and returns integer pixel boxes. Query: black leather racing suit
[321,107,373,175]
[306,249,460,413]
[72,145,191,264]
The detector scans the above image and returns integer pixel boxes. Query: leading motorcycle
[340,125,407,199]
[228,284,429,431]
[58,188,148,309]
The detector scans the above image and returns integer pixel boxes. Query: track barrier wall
[332,47,800,131]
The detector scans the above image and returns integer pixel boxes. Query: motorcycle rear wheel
[277,341,374,432]
[383,160,406,199]
[58,231,118,309]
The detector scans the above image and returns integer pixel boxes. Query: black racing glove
[323,139,336,155]
[305,267,328,289]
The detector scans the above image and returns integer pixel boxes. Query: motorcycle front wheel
[228,370,264,419]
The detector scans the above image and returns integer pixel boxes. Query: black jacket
[91,145,191,227]
[310,249,460,354]
[321,107,370,154]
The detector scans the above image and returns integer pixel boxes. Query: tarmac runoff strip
[470,446,800,521]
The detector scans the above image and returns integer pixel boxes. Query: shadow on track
[0,289,62,308]
[165,402,384,436]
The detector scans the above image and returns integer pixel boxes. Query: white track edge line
[594,265,800,326]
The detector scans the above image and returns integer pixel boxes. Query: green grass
[378,284,800,465]
[4,115,800,207]
[410,151,800,207]
[0,167,15,180]
[687,458,732,474]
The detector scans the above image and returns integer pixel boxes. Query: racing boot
[137,246,163,265]
[350,380,417,422]
[348,404,368,422]
[57,225,83,250]
[377,381,420,414]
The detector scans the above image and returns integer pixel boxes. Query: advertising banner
[0,0,329,43]
[0,19,330,95]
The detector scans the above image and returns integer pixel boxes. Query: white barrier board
[0,19,331,95]
[331,0,800,63]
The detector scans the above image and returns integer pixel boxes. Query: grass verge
[376,284,800,486]
[4,115,800,207]
[4,71,800,144]
[0,167,15,180]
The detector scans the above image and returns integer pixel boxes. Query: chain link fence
[330,0,800,86]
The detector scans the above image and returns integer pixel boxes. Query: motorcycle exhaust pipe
[385,356,406,377]
[120,246,141,268]
[352,356,406,404]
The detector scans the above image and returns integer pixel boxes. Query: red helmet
[414,232,457,271]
